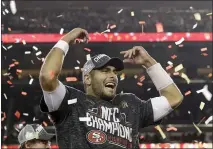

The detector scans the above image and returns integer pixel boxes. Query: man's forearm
[144,56,183,109]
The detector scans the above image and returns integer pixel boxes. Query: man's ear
[84,74,91,86]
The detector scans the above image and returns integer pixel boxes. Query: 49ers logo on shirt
[86,130,107,144]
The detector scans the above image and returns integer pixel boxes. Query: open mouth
[105,82,116,89]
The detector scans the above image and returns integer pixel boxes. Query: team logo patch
[86,130,107,144]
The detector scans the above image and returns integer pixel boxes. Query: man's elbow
[171,93,184,108]
[39,72,58,91]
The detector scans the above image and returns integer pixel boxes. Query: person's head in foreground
[82,54,124,100]
[18,124,55,149]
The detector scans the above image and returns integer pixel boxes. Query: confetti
[14,61,19,65]
[60,28,64,34]
[2,45,7,51]
[74,67,80,70]
[20,17,25,20]
[147,88,151,91]
[171,54,177,59]
[57,14,63,17]
[31,60,34,64]
[2,11,6,15]
[110,24,116,29]
[9,63,15,68]
[43,121,48,127]
[139,75,145,82]
[131,11,134,16]
[196,85,212,101]
[66,77,77,82]
[181,73,191,84]
[156,22,164,33]
[155,125,166,139]
[197,116,206,125]
[193,122,202,134]
[7,45,13,49]
[68,98,77,105]
[10,0,17,14]
[194,13,201,21]
[167,61,173,65]
[166,126,177,132]
[29,78,33,85]
[118,9,123,13]
[7,80,12,85]
[101,29,110,34]
[15,111,20,119]
[25,51,31,54]
[79,117,91,121]
[201,47,207,52]
[84,48,91,52]
[168,45,172,48]
[199,102,205,110]
[16,69,22,73]
[3,93,7,99]
[76,60,80,64]
[185,90,191,96]
[21,92,27,96]
[5,9,9,14]
[192,23,198,29]
[205,116,213,125]
[206,12,212,15]
[175,37,185,45]
[120,73,125,81]
[137,82,143,86]
[23,113,29,116]
[33,46,38,51]
[174,64,184,72]
[166,65,173,70]
[201,53,208,56]
[139,21,145,24]
[36,51,42,56]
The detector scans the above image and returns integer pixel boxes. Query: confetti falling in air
[167,61,173,65]
[192,23,198,29]
[174,64,184,72]
[206,12,212,15]
[199,102,205,110]
[33,46,38,51]
[3,93,7,99]
[137,82,143,86]
[101,29,110,34]
[118,9,123,13]
[74,67,80,70]
[66,77,77,82]
[185,90,191,96]
[20,17,25,20]
[166,126,178,132]
[181,73,191,84]
[16,69,22,73]
[139,75,145,82]
[25,51,31,54]
[84,48,91,52]
[43,121,48,127]
[5,9,9,14]
[171,54,177,59]
[155,125,166,139]
[57,14,63,18]
[15,111,20,119]
[2,45,7,51]
[76,60,80,64]
[131,11,135,16]
[205,116,213,125]
[201,47,207,52]
[193,122,202,134]
[10,0,17,14]
[29,78,34,85]
[7,45,13,49]
[60,28,64,34]
[110,24,116,29]
[21,92,27,96]
[175,37,185,45]
[23,113,29,116]
[196,85,212,101]
[36,51,42,56]
[194,13,201,21]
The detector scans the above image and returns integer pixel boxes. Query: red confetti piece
[15,111,20,119]
[16,69,22,73]
[166,126,178,131]
[21,92,27,96]
[201,53,208,56]
[110,24,116,29]
[185,90,191,96]
[173,72,180,76]
[171,54,177,59]
[168,45,172,48]
[166,65,173,70]
[201,47,207,52]
[1,112,6,121]
[137,82,143,86]
[66,77,78,82]
[14,61,19,65]
[43,121,48,127]
[84,48,91,52]
[139,75,145,82]
[9,63,15,68]
[8,28,12,31]
[7,80,12,85]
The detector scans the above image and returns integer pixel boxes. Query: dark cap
[18,124,55,148]
[82,54,124,76]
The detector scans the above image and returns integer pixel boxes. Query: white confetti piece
[23,113,29,116]
[131,11,134,16]
[74,67,80,70]
[36,51,42,56]
[199,102,205,110]
[206,12,212,15]
[77,60,80,64]
[201,47,207,52]
[60,28,64,34]
[167,61,173,65]
[193,122,202,134]
[194,13,201,21]
[118,9,123,13]
[31,60,34,64]
[101,29,110,34]
[2,1,5,6]
[2,46,7,51]
[86,54,91,60]
[3,93,7,99]
[155,125,166,139]
[79,117,91,122]
[192,23,198,29]
[3,11,6,15]
[196,85,212,101]
[181,73,191,84]
[42,58,45,62]
[22,40,26,45]
[5,9,9,14]
[10,0,17,14]
[29,78,33,85]
[147,88,151,91]
[188,111,191,114]
[25,51,31,54]
[110,25,116,29]
[7,45,13,49]
[4,126,7,130]
[174,64,184,72]
[57,14,63,18]
[175,37,185,45]
[68,98,77,105]
[33,117,38,121]
[20,17,25,20]
[32,46,38,51]
[205,116,213,125]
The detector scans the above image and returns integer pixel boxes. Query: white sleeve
[42,81,66,112]
[150,96,173,122]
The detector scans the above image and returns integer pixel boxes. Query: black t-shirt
[40,85,161,149]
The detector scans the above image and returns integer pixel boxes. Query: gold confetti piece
[15,111,20,119]
[43,121,48,127]
[166,126,177,131]
[201,47,207,52]
[193,122,202,134]
[206,12,212,15]
[185,90,191,96]
[32,46,38,51]
[66,77,77,82]
[21,92,27,96]
[110,25,116,29]
[60,28,64,34]
[29,78,33,85]
[171,54,177,59]
[155,125,166,139]
[16,69,22,73]
[84,48,91,52]
[36,51,42,56]
[137,82,143,86]
[181,73,191,84]
[25,51,31,54]
[199,102,205,110]
[175,37,185,45]
[192,23,198,29]
[174,64,184,72]
[117,9,123,13]
[10,0,17,14]
[194,13,201,21]
[131,11,134,16]
[205,116,213,125]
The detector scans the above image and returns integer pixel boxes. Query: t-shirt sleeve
[134,96,162,128]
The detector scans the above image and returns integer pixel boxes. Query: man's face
[25,139,50,149]
[90,65,118,100]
